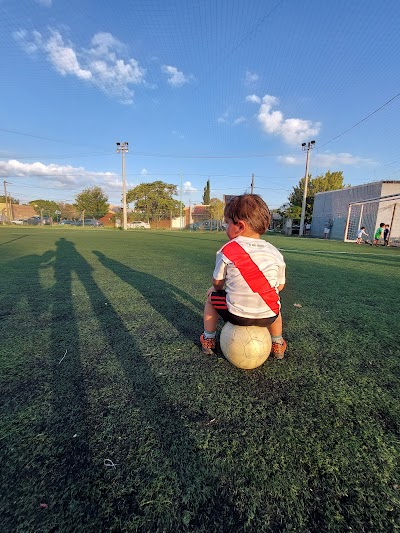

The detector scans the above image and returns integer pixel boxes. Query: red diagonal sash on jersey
[222,240,280,315]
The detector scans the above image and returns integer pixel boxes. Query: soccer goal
[344,193,400,246]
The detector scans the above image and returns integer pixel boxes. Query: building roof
[315,180,400,196]
[10,204,36,220]
[191,205,210,216]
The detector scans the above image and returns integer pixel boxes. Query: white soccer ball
[220,322,272,370]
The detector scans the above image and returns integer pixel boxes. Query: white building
[311,181,400,242]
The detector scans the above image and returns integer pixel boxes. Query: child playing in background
[200,194,287,359]
[383,224,390,246]
[372,222,385,246]
[356,226,368,244]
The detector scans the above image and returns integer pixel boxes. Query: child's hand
[206,286,214,297]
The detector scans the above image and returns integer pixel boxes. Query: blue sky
[1,0,400,211]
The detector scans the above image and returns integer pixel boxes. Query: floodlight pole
[180,172,183,230]
[116,142,129,231]
[3,180,11,222]
[299,140,315,236]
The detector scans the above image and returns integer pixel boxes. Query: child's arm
[277,262,286,293]
[212,277,225,291]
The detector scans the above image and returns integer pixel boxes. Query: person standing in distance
[372,222,385,246]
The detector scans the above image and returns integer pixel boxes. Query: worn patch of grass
[0,227,399,532]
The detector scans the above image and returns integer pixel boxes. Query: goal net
[344,194,400,246]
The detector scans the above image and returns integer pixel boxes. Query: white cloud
[140,168,148,175]
[183,181,197,192]
[13,29,42,54]
[45,31,92,80]
[217,108,245,126]
[258,94,321,145]
[278,152,375,166]
[162,65,193,87]
[246,94,260,104]
[245,71,259,84]
[13,29,145,104]
[278,156,299,165]
[0,159,118,188]
[89,32,125,58]
[318,152,375,167]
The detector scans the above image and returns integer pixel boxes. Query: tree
[277,203,302,219]
[29,199,60,217]
[209,198,224,222]
[126,181,183,224]
[288,170,347,221]
[0,195,19,204]
[58,202,79,220]
[203,179,210,205]
[74,186,109,218]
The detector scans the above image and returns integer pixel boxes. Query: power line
[134,151,293,159]
[319,90,400,148]
[0,127,109,150]
[1,151,112,160]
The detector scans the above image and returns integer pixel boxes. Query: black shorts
[210,290,278,327]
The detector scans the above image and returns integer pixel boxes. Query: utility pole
[116,142,129,231]
[250,174,254,194]
[3,180,11,222]
[299,140,316,236]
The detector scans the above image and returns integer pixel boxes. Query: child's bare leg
[203,297,219,333]
[267,312,286,359]
[267,312,282,337]
[200,291,219,355]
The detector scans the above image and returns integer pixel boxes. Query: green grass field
[1,227,399,532]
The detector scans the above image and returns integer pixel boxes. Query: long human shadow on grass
[0,249,54,322]
[48,244,239,527]
[0,249,56,529]
[0,241,94,529]
[45,237,94,523]
[93,250,203,343]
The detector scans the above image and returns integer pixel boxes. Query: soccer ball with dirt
[220,322,272,370]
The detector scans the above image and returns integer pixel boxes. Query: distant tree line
[279,170,347,221]
[5,178,229,224]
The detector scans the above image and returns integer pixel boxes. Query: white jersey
[213,236,286,319]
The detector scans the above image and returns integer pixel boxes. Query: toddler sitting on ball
[200,194,287,359]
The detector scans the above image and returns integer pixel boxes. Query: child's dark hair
[224,194,270,234]
[380,222,385,227]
